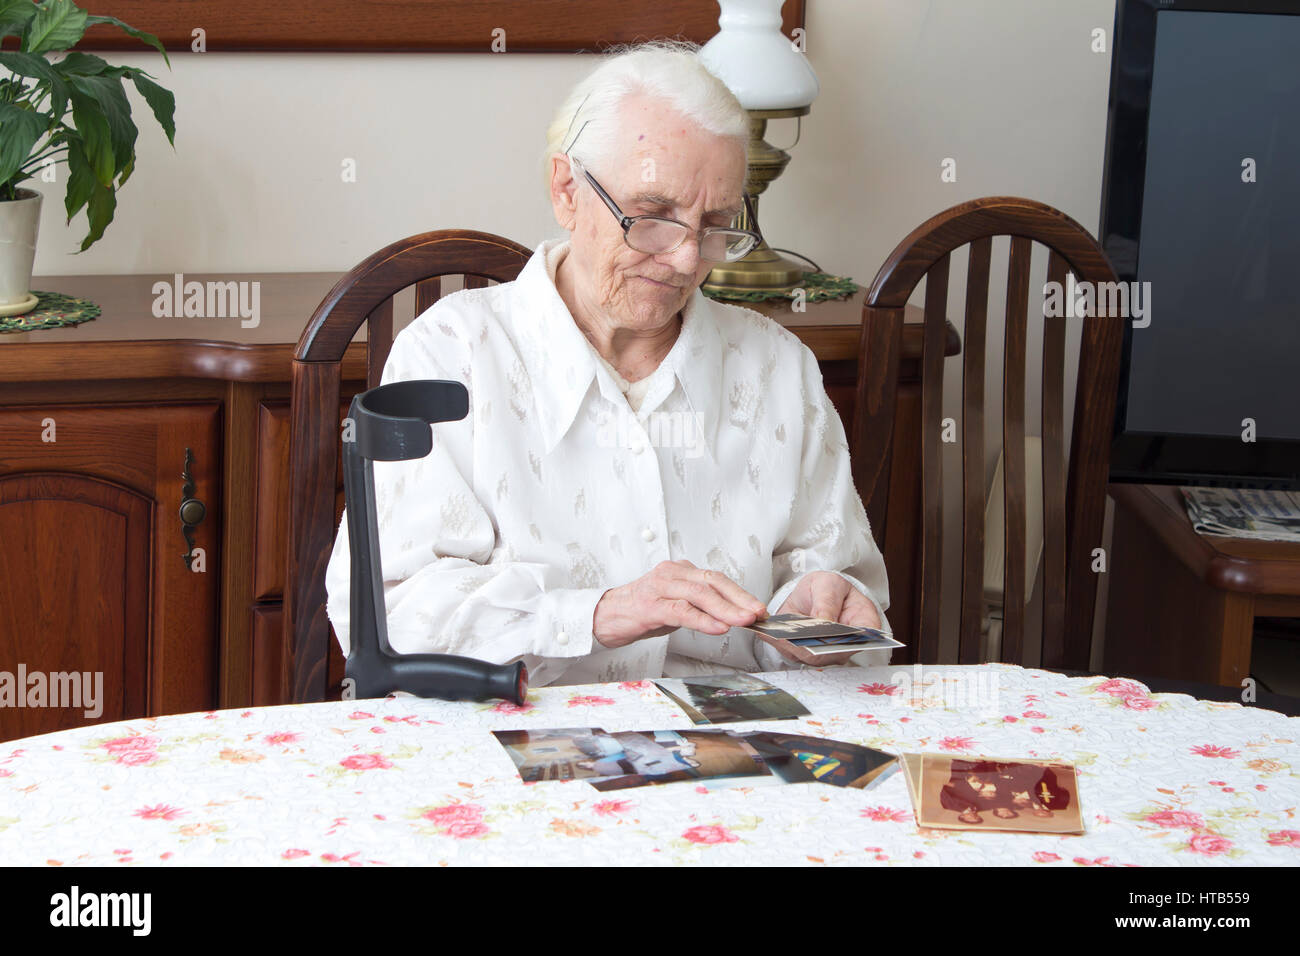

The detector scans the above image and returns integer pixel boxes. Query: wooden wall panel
[78,1,807,53]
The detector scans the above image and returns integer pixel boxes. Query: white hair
[541,39,750,199]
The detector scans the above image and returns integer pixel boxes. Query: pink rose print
[491,700,534,715]
[682,825,738,845]
[321,852,363,866]
[282,848,310,860]
[1266,830,1300,847]
[1022,711,1047,719]
[858,683,900,696]
[339,753,392,771]
[1030,727,1046,734]
[567,695,615,707]
[939,736,974,752]
[1191,745,1241,759]
[0,769,12,777]
[117,750,158,767]
[1003,716,1019,723]
[444,821,490,839]
[103,735,158,754]
[1073,857,1114,867]
[618,681,650,690]
[1096,678,1146,698]
[422,804,484,826]
[1121,695,1158,711]
[1032,852,1061,863]
[264,732,301,746]
[1145,810,1205,830]
[347,711,374,720]
[592,800,634,817]
[860,806,910,822]
[1187,833,1233,856]
[134,804,186,821]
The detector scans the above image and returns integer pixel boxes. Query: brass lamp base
[701,239,807,296]
[703,105,811,298]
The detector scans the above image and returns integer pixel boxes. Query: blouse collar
[509,237,723,460]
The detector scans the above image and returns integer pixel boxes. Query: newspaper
[1181,486,1300,542]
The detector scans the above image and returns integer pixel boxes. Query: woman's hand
[770,570,882,667]
[592,560,767,649]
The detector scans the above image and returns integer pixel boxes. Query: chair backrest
[851,197,1123,670]
[287,229,534,703]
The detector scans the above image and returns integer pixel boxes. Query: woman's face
[553,92,748,332]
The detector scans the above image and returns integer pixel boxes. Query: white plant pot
[0,188,42,309]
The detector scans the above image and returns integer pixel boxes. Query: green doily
[0,290,101,333]
[702,270,858,304]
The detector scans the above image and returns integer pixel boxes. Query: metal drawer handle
[180,447,206,569]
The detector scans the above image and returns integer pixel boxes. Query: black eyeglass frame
[566,152,763,263]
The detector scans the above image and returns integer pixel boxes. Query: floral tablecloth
[1,664,1297,866]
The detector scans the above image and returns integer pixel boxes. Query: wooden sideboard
[0,273,954,739]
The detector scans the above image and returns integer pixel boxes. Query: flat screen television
[1101,0,1300,489]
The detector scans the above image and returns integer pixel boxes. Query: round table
[1,664,1296,866]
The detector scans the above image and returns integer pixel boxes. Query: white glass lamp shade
[698,0,819,110]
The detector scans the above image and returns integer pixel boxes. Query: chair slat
[415,277,442,317]
[1001,237,1032,663]
[1040,252,1069,661]
[365,297,394,388]
[852,306,904,538]
[463,275,490,290]
[917,253,950,663]
[958,237,992,663]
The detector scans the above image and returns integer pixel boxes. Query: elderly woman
[324,41,890,686]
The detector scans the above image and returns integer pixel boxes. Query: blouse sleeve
[754,343,893,672]
[324,314,607,687]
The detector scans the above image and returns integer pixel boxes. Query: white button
[556,630,568,646]
[631,442,646,455]
[641,528,655,542]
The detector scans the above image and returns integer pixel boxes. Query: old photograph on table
[742,732,899,789]
[492,727,622,783]
[917,756,1084,833]
[653,672,810,724]
[587,729,771,791]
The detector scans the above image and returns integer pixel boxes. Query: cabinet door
[0,403,221,741]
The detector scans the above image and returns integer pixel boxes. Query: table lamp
[699,0,820,295]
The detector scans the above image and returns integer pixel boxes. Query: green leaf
[53,51,112,75]
[23,0,88,55]
[67,87,112,184]
[0,49,71,123]
[67,72,136,181]
[84,14,169,67]
[79,172,116,251]
[131,72,174,146]
[0,0,37,42]
[63,133,95,219]
[0,102,46,188]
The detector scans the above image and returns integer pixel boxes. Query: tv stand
[1104,483,1300,689]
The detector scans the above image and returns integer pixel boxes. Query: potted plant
[0,0,174,315]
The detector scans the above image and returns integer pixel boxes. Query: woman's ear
[549,153,579,232]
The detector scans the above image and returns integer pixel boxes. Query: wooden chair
[286,229,534,704]
[851,197,1123,670]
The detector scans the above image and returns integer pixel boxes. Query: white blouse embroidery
[324,237,891,686]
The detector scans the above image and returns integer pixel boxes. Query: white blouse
[324,238,892,686]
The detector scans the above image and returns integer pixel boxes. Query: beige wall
[32,0,1120,664]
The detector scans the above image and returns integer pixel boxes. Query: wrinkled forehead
[605,93,747,199]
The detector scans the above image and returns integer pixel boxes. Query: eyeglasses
[567,153,762,263]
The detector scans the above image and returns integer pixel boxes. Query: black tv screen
[1101,0,1300,488]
